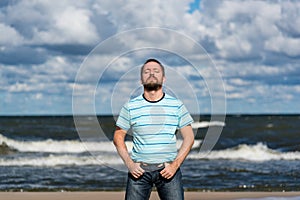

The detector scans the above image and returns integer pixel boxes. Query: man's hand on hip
[160,162,178,179]
[128,162,145,178]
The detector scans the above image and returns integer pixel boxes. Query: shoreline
[1,192,300,200]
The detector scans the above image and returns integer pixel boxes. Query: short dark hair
[141,58,165,77]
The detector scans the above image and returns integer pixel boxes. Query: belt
[140,162,166,172]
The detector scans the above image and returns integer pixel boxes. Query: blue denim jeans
[125,168,184,200]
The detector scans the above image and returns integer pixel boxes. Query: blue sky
[1,0,300,115]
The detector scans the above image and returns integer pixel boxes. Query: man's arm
[113,126,144,178]
[160,124,194,179]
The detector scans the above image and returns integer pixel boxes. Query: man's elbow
[191,135,195,143]
[113,127,126,147]
[113,134,121,147]
[186,126,194,148]
[113,136,118,147]
[190,135,195,148]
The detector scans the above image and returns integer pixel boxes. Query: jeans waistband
[140,162,166,172]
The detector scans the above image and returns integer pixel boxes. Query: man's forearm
[116,144,134,167]
[113,132,134,167]
[113,128,145,178]
[172,125,194,168]
[160,125,194,179]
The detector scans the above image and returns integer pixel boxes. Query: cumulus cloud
[32,6,99,45]
[0,23,24,45]
[2,56,76,95]
[265,36,300,57]
[1,0,300,114]
[187,0,300,64]
[5,1,100,45]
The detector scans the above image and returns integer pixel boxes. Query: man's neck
[143,89,164,102]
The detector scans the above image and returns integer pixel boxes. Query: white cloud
[226,92,245,100]
[34,93,43,100]
[97,0,193,29]
[6,0,100,45]
[294,85,300,93]
[33,6,99,45]
[229,78,252,87]
[2,55,77,96]
[1,0,300,114]
[215,35,252,59]
[0,23,24,45]
[9,82,30,92]
[188,0,300,63]
[279,1,300,37]
[72,83,95,97]
[265,36,300,57]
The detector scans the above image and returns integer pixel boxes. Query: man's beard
[143,82,162,91]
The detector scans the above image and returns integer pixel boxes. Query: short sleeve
[116,103,131,131]
[178,103,194,129]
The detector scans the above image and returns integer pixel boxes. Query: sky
[1,0,300,115]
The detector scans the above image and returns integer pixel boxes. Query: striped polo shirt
[116,93,194,164]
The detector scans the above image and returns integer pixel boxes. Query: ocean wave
[0,154,124,166]
[191,121,225,129]
[1,141,299,167]
[0,134,201,154]
[0,133,109,153]
[0,133,202,167]
[188,143,300,161]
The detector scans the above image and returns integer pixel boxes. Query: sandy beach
[1,192,300,200]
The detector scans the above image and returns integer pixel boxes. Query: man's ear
[163,76,166,83]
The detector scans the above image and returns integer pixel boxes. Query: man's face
[141,61,165,91]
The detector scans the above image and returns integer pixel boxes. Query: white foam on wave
[1,140,300,166]
[188,143,300,161]
[191,121,225,129]
[0,134,115,153]
[0,133,202,167]
[0,154,124,166]
[0,134,201,154]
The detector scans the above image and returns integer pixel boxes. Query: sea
[0,115,300,194]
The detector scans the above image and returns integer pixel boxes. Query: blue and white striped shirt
[116,93,194,164]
